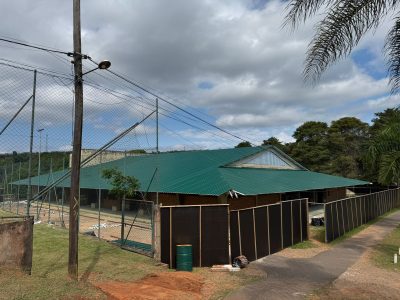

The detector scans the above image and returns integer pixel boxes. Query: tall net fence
[0,62,159,253]
[0,58,246,256]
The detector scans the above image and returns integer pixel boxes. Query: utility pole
[69,0,84,279]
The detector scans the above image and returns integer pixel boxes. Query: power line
[87,59,251,144]
[0,37,70,55]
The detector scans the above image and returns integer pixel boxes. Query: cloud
[0,0,397,151]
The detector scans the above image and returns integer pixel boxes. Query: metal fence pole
[98,189,101,239]
[26,70,37,216]
[16,162,21,215]
[121,195,125,245]
[10,162,13,212]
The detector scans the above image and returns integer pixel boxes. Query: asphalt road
[226,210,400,300]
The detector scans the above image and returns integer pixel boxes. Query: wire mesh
[0,58,250,257]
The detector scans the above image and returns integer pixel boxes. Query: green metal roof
[14,146,368,196]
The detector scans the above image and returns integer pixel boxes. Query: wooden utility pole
[69,0,84,279]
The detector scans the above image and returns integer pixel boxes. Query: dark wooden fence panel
[239,209,256,261]
[255,206,269,259]
[268,204,282,254]
[160,205,230,268]
[201,206,230,267]
[281,201,292,248]
[230,198,308,263]
[325,188,400,243]
[292,200,301,245]
[160,208,170,265]
[230,210,240,259]
[301,199,308,241]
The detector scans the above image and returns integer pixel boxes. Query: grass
[0,221,162,300]
[0,210,18,217]
[329,208,400,246]
[372,224,400,272]
[0,208,261,299]
[291,240,317,249]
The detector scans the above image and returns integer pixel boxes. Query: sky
[0,0,399,153]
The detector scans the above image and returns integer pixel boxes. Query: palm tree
[285,1,400,93]
[367,108,400,185]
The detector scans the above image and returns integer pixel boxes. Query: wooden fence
[230,198,309,262]
[160,204,230,268]
[325,188,400,242]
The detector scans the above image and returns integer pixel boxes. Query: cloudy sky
[0,0,398,152]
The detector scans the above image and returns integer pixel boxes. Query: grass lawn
[372,224,400,272]
[0,209,263,299]
[0,210,19,217]
[0,220,162,300]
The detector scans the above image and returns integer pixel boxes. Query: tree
[367,109,400,185]
[101,168,140,199]
[262,137,287,152]
[235,141,252,148]
[285,1,400,92]
[288,121,331,172]
[328,117,369,178]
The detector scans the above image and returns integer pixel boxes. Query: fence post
[227,206,232,264]
[169,207,172,268]
[341,200,345,234]
[299,200,303,242]
[324,203,328,243]
[120,196,125,246]
[153,204,161,261]
[290,201,294,246]
[237,211,242,256]
[199,206,202,267]
[267,206,271,255]
[335,202,340,236]
[280,202,283,249]
[252,208,257,260]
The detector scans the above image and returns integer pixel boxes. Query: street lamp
[81,60,111,76]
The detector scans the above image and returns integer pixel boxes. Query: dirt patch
[96,272,203,300]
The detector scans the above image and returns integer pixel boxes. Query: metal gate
[117,199,154,256]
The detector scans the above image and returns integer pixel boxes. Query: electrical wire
[0,37,69,55]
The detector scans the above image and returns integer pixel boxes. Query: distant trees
[262,137,287,152]
[288,121,331,173]
[328,117,369,178]
[263,113,397,184]
[235,141,252,148]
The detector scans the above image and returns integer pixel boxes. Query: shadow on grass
[80,245,101,282]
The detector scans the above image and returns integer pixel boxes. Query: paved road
[227,210,400,300]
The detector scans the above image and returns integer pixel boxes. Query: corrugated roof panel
[13,147,368,196]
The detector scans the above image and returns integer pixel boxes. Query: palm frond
[304,0,399,82]
[385,16,400,93]
[284,0,331,29]
[378,151,400,184]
